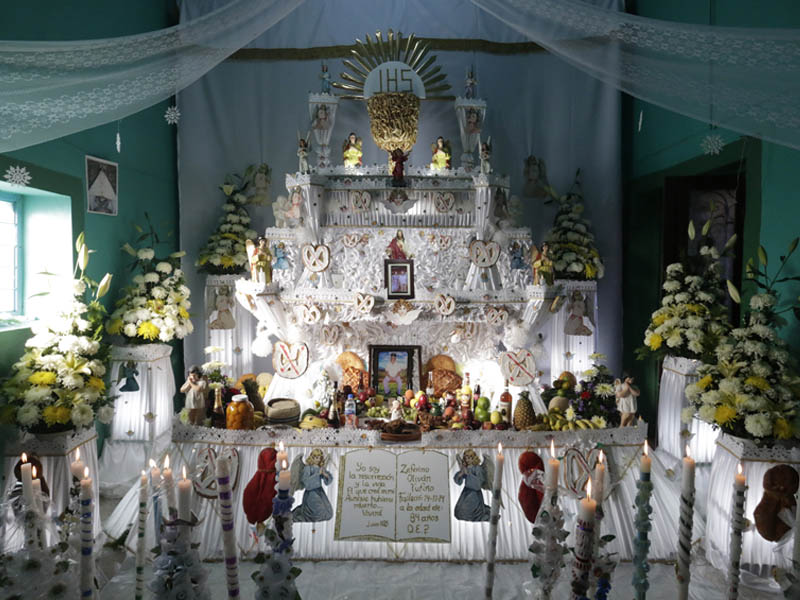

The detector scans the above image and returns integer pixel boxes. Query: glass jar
[226,394,254,430]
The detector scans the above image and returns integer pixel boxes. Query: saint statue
[342,132,363,167]
[430,137,451,170]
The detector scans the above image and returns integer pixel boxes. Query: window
[0,192,20,315]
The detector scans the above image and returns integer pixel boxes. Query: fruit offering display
[226,394,255,430]
[538,354,620,431]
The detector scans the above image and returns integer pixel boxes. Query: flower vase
[705,433,797,577]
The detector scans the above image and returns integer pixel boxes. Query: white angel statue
[297,131,311,175]
[563,290,595,336]
[479,135,492,175]
[290,449,333,522]
[453,449,493,521]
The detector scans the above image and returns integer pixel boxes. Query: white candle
[149,458,161,482]
[677,445,696,600]
[20,453,34,508]
[484,443,504,600]
[149,458,161,540]
[80,467,94,600]
[277,441,288,467]
[278,459,291,490]
[579,478,597,523]
[593,450,605,504]
[215,456,240,600]
[545,440,559,493]
[641,440,652,474]
[135,471,148,600]
[728,463,746,600]
[178,466,192,524]
[70,447,85,480]
[31,465,44,515]
[572,478,597,597]
[162,455,177,514]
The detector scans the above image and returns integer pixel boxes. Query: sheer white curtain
[472,0,800,150]
[0,0,303,152]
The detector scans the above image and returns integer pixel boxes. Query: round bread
[266,397,301,425]
[426,354,456,373]
[336,350,364,372]
[256,372,273,388]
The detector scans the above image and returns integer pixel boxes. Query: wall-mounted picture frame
[85,155,118,216]
[368,344,421,397]
[384,259,414,299]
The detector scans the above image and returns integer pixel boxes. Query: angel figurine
[319,62,331,94]
[430,137,451,170]
[342,132,363,167]
[479,136,492,175]
[563,290,594,336]
[272,242,289,270]
[509,241,527,270]
[390,147,410,187]
[615,374,640,427]
[209,287,236,330]
[118,360,140,392]
[290,449,333,522]
[297,133,311,174]
[453,449,493,521]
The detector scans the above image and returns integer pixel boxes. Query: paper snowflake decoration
[164,105,181,125]
[701,133,724,155]
[3,165,31,187]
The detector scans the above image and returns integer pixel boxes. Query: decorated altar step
[106,420,685,563]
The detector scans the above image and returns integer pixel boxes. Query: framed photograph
[369,345,421,397]
[384,259,414,299]
[85,155,118,216]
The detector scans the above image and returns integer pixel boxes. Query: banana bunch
[299,414,328,430]
[524,411,601,432]
[254,411,265,428]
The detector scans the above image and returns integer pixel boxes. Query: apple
[367,387,376,397]
[494,422,509,430]
[404,389,415,401]
[482,421,494,430]
[476,396,490,411]
[474,408,489,423]
[443,406,455,419]
[358,390,368,403]
[490,411,502,425]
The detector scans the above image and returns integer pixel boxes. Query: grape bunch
[366,406,390,418]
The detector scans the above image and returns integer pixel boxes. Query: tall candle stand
[727,463,747,600]
[632,460,653,599]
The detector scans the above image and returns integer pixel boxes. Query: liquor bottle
[327,381,340,428]
[461,372,472,411]
[499,380,512,424]
[472,383,481,412]
[344,394,357,429]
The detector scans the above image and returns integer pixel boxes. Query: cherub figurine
[297,133,311,174]
[390,398,403,421]
[530,241,553,286]
[453,449,493,521]
[430,137,451,170]
[180,365,208,426]
[390,147,410,187]
[342,132,363,167]
[479,136,492,175]
[319,62,331,94]
[272,242,289,270]
[386,229,407,260]
[290,449,333,522]
[464,67,478,99]
[615,374,640,427]
[312,104,330,130]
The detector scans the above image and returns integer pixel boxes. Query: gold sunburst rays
[332,30,451,100]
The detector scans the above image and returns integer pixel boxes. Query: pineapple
[513,390,536,430]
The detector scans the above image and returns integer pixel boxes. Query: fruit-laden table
[105,420,686,563]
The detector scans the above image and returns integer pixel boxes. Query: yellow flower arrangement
[106,318,123,335]
[179,306,190,320]
[744,376,771,391]
[714,404,737,426]
[42,405,72,426]
[28,371,57,386]
[697,374,713,390]
[647,333,663,350]
[137,321,160,340]
[773,418,793,440]
[88,376,106,391]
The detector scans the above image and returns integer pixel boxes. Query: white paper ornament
[499,348,536,386]
[272,340,310,379]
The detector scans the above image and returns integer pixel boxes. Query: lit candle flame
[83,466,89,479]
[163,455,170,470]
[75,447,80,461]
[497,442,503,456]
[278,441,285,452]
[141,470,146,477]
[31,466,37,479]
[586,478,592,501]
[149,459,157,469]
[599,450,604,465]
[737,462,743,475]
[550,439,555,459]
[685,445,691,459]
[282,459,288,471]
[644,440,649,457]
[182,466,187,480]
[21,452,27,463]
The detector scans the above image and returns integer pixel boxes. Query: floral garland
[639,221,732,362]
[1,233,114,433]
[685,240,800,442]
[106,219,193,344]
[543,171,604,281]
[196,164,267,275]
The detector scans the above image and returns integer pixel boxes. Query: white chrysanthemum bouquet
[196,165,267,275]
[1,233,115,433]
[543,171,604,280]
[639,220,732,362]
[685,239,800,442]
[106,219,193,344]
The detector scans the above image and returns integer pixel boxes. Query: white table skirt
[105,420,684,562]
[2,427,100,552]
[705,433,798,577]
[657,355,718,462]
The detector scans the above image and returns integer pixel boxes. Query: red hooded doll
[518,450,545,524]
[243,448,277,524]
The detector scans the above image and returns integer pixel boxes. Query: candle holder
[590,506,617,600]
[571,516,595,599]
[632,471,653,600]
[727,481,747,600]
[529,493,569,600]
[148,514,209,600]
[252,480,301,598]
[676,483,695,599]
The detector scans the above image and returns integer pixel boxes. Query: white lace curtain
[1,0,800,152]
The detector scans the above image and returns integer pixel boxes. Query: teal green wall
[625,0,800,436]
[0,2,180,451]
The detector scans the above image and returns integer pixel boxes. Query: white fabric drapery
[205,275,258,377]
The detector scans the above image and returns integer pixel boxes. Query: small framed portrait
[85,155,118,216]
[384,259,414,299]
[369,345,421,397]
